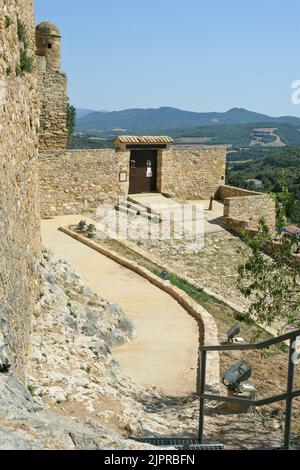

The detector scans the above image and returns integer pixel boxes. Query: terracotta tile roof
[114,135,174,145]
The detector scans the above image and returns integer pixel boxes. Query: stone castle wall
[39,150,130,217]
[159,146,227,200]
[39,147,276,230]
[37,56,68,150]
[39,146,227,217]
[0,0,41,377]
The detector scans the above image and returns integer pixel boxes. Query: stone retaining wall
[216,185,262,200]
[217,185,276,229]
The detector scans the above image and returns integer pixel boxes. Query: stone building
[39,133,275,230]
[39,141,228,217]
[36,21,68,150]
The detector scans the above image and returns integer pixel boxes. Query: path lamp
[78,220,87,232]
[226,323,241,343]
[222,358,252,393]
[87,224,96,239]
[160,270,169,281]
[222,358,255,413]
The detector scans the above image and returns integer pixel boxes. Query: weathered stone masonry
[216,185,276,229]
[36,22,68,150]
[37,57,68,150]
[159,146,227,200]
[0,0,41,377]
[39,149,130,216]
[39,146,227,217]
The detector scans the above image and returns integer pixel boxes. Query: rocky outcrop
[0,251,153,450]
[0,375,156,450]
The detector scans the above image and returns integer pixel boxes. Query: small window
[48,43,52,49]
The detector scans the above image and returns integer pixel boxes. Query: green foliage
[17,48,34,76]
[6,67,12,76]
[15,17,34,77]
[272,173,295,229]
[5,16,12,28]
[68,133,113,149]
[27,384,37,397]
[175,123,300,147]
[237,215,300,335]
[67,102,76,143]
[17,18,29,48]
[228,147,300,224]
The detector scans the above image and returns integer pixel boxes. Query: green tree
[237,181,300,336]
[67,101,76,144]
[272,172,295,229]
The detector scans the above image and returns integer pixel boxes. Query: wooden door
[129,150,157,194]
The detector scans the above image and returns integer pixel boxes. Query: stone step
[127,202,146,214]
[116,199,161,223]
[139,211,160,224]
[116,205,139,217]
[127,196,161,218]
[127,197,151,213]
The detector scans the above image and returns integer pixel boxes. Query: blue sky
[35,0,300,116]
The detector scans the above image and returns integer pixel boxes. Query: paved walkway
[129,193,225,234]
[41,215,199,396]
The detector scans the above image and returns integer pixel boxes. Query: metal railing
[199,328,300,450]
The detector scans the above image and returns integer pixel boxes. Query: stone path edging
[59,226,221,393]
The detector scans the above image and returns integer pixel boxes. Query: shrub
[17,18,28,48]
[5,16,12,28]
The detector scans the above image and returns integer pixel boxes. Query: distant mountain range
[76,108,110,119]
[76,107,300,134]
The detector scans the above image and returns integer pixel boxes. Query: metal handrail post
[198,350,207,444]
[283,337,296,450]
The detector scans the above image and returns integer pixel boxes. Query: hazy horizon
[75,105,300,118]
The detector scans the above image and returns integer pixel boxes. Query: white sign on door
[146,167,153,178]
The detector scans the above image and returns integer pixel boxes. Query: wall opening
[129,149,157,194]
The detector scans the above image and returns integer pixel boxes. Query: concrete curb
[59,226,221,393]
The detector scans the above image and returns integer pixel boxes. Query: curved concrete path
[41,215,199,396]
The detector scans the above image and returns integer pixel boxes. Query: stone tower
[36,22,62,71]
[36,22,68,150]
